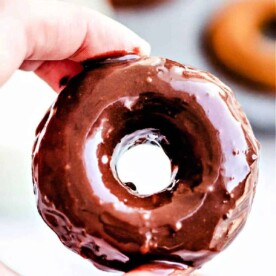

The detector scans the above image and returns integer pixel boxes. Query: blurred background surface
[0,0,275,275]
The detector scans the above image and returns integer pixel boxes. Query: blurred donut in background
[205,0,275,94]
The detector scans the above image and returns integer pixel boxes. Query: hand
[0,0,150,91]
[0,0,152,275]
[0,1,187,275]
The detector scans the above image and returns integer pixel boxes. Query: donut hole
[110,93,204,194]
[261,17,276,40]
[111,129,178,197]
[86,92,213,209]
[115,117,201,193]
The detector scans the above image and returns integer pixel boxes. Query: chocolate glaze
[59,76,70,88]
[32,56,259,273]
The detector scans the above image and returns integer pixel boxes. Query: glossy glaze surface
[32,56,259,272]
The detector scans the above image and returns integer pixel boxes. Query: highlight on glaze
[32,56,259,273]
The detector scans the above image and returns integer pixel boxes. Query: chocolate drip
[32,56,259,272]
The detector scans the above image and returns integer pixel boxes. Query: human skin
[0,0,150,89]
[0,0,166,275]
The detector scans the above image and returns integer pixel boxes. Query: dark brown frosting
[32,56,259,273]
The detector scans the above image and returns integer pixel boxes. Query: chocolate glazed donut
[32,56,259,273]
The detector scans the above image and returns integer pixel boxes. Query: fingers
[25,0,150,61]
[0,15,28,86]
[21,60,84,92]
[0,0,150,87]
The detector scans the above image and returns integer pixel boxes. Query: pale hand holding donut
[0,0,150,90]
[0,0,164,275]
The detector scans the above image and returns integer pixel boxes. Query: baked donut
[207,0,275,91]
[32,56,259,273]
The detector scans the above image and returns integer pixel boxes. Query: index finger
[0,0,150,86]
